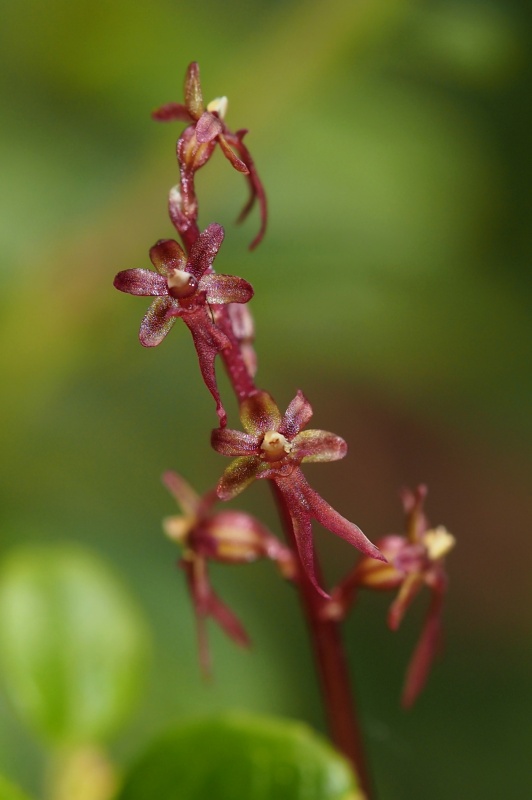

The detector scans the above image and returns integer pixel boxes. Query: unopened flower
[211,390,384,596]
[114,223,253,425]
[162,470,294,674]
[153,62,267,249]
[327,485,455,708]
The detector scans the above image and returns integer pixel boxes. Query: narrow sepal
[195,111,223,144]
[184,62,204,120]
[151,102,192,122]
[139,296,177,347]
[292,430,347,463]
[387,573,424,631]
[216,456,261,501]
[302,478,385,563]
[162,470,200,517]
[211,428,259,457]
[239,391,282,436]
[200,274,254,305]
[218,134,249,173]
[184,310,230,426]
[279,390,313,438]
[149,239,187,275]
[401,585,444,709]
[113,269,167,297]
[233,134,268,249]
[187,223,225,281]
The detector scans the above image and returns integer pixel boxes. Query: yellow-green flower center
[424,526,455,561]
[260,431,292,462]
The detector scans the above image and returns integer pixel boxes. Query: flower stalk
[114,62,454,800]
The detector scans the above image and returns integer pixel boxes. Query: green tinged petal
[292,430,347,463]
[240,392,282,436]
[216,457,260,501]
[139,297,177,347]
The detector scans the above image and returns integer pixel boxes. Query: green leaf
[0,544,150,745]
[0,773,34,800]
[116,712,360,800]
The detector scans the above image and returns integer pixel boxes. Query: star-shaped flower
[162,470,294,674]
[211,390,384,596]
[327,485,455,707]
[113,223,253,425]
[153,62,267,249]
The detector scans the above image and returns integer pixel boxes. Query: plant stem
[271,482,373,799]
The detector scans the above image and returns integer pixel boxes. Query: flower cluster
[153,62,267,250]
[162,470,294,673]
[212,390,384,597]
[326,485,455,707]
[114,223,253,426]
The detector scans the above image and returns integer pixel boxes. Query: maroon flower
[327,485,455,707]
[153,62,267,249]
[162,470,294,674]
[211,390,384,596]
[113,223,253,426]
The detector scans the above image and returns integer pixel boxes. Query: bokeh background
[1,0,531,797]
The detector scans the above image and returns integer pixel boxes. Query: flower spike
[212,390,384,596]
[114,224,254,425]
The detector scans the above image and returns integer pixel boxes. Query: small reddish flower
[162,470,294,674]
[211,390,384,596]
[327,485,455,708]
[153,62,267,249]
[113,223,253,425]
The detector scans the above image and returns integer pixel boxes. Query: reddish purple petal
[279,390,313,438]
[240,391,282,436]
[211,427,259,457]
[200,274,254,305]
[278,481,328,599]
[300,474,385,563]
[162,470,200,517]
[149,239,187,276]
[113,269,167,297]
[184,62,204,120]
[195,111,223,144]
[232,132,268,249]
[184,309,231,426]
[182,557,249,677]
[218,134,249,173]
[177,125,217,173]
[139,296,178,347]
[216,456,261,501]
[400,485,429,542]
[401,585,444,709]
[151,102,192,123]
[207,588,251,649]
[187,223,225,282]
[387,574,424,631]
[291,430,347,463]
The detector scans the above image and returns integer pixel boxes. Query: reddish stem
[271,483,373,799]
[177,152,373,796]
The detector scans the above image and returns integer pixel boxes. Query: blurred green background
[1,0,531,797]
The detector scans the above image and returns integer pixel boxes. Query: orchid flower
[114,223,253,425]
[327,485,455,707]
[162,470,294,674]
[152,62,267,249]
[211,390,384,597]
